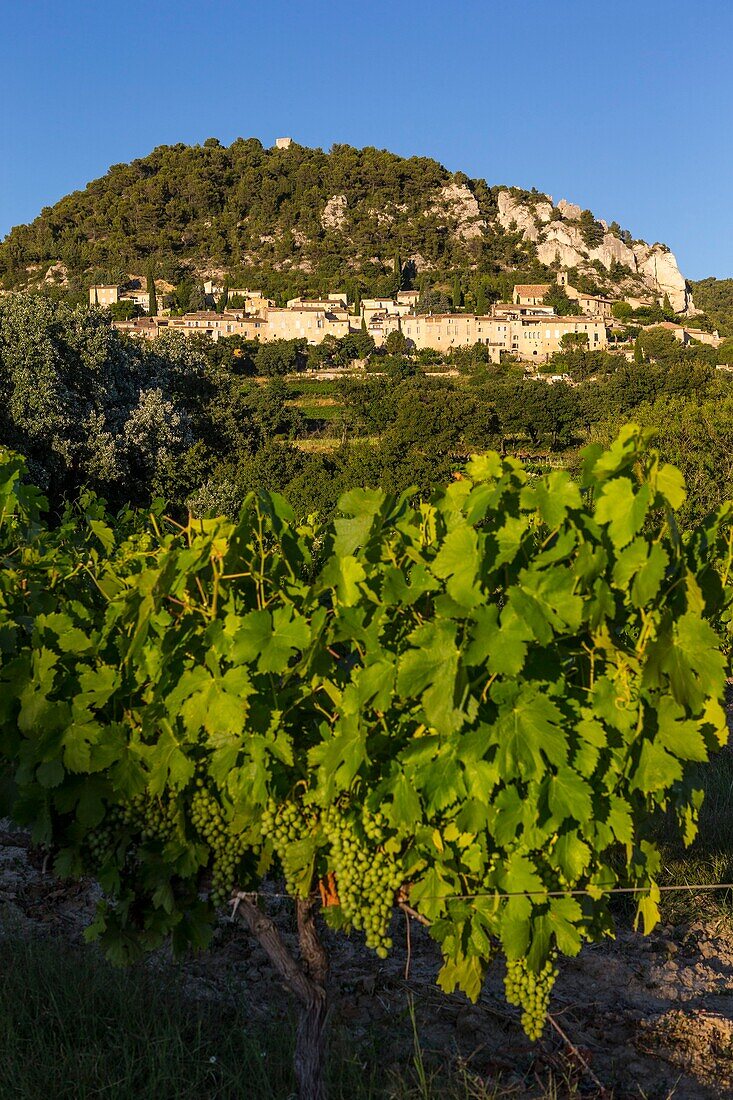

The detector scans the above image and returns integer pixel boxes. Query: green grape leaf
[595,478,649,549]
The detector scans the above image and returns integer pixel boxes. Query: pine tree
[146,268,157,317]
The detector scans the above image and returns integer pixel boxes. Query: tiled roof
[514,284,551,296]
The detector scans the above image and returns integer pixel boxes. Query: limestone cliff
[495,189,692,312]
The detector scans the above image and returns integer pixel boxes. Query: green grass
[294,403,343,420]
[0,935,586,1099]
[656,747,733,923]
[0,936,378,1100]
[286,379,343,397]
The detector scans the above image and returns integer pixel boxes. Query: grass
[656,746,733,923]
[286,379,343,397]
[0,934,587,1100]
[0,936,377,1100]
[293,402,343,420]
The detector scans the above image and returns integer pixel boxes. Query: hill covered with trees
[0,138,696,310]
[690,277,733,336]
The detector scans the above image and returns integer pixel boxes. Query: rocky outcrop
[590,233,637,272]
[435,181,486,241]
[497,191,552,241]
[556,199,582,221]
[321,194,348,231]
[536,222,587,269]
[634,244,689,312]
[493,187,693,313]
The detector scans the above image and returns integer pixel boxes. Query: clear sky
[1,0,731,279]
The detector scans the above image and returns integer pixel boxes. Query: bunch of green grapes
[191,786,248,907]
[322,807,402,958]
[504,954,558,1040]
[260,799,317,897]
[84,806,125,869]
[122,791,179,844]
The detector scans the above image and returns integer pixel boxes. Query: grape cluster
[191,787,248,907]
[260,799,316,898]
[122,791,180,843]
[504,955,558,1041]
[322,808,401,958]
[84,806,125,868]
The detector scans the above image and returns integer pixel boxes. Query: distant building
[89,280,168,314]
[513,283,551,307]
[103,282,610,360]
[275,137,293,149]
[648,321,721,348]
[89,285,120,307]
[266,305,350,343]
[401,311,607,362]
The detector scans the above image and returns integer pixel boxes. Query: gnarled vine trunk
[233,893,330,1100]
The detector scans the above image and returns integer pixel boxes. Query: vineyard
[1,425,732,1099]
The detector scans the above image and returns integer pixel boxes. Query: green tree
[451,274,462,310]
[146,269,157,317]
[544,286,579,316]
[384,329,407,355]
[255,338,307,377]
[187,283,207,312]
[560,332,589,351]
[611,301,633,321]
[217,282,229,313]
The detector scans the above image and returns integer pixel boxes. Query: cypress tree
[475,281,487,315]
[452,274,462,311]
[218,282,229,313]
[393,251,402,294]
[634,338,644,364]
[146,268,157,316]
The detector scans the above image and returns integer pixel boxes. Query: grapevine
[261,799,319,899]
[1,423,731,1069]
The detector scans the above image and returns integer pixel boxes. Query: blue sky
[1,0,731,279]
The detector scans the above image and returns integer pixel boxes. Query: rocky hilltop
[0,138,693,312]
[496,191,691,312]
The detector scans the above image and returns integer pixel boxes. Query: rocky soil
[2,824,733,1099]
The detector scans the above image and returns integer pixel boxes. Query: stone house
[265,306,350,344]
[649,321,721,348]
[512,283,552,307]
[89,285,121,307]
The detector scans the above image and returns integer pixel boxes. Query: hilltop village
[91,273,720,365]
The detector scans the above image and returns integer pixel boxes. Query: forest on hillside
[0,140,535,297]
